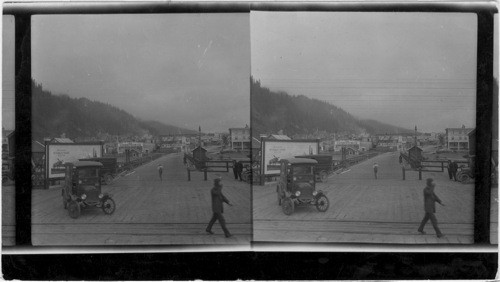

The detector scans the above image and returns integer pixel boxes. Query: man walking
[418,178,445,238]
[157,164,163,181]
[373,162,379,179]
[206,178,232,238]
[450,161,458,181]
[447,160,457,181]
[232,160,238,180]
[236,161,244,181]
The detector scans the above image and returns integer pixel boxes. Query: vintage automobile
[62,161,116,219]
[295,154,335,182]
[276,158,330,215]
[2,158,14,184]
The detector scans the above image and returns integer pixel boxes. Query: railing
[401,152,469,172]
[184,153,252,172]
[119,153,165,172]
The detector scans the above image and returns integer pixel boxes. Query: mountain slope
[251,77,413,136]
[32,80,197,141]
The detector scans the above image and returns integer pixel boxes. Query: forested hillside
[251,77,413,136]
[32,80,197,141]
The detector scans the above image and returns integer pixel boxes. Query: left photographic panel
[31,14,251,246]
[2,15,15,246]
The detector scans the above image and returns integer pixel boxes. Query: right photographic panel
[251,12,480,244]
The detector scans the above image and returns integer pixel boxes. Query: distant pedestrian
[399,154,403,164]
[206,178,232,238]
[451,161,458,181]
[232,160,238,180]
[373,163,379,179]
[418,178,445,238]
[157,164,163,181]
[236,161,244,181]
[447,160,457,181]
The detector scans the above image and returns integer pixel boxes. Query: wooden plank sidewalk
[32,152,251,246]
[254,151,476,244]
[2,183,15,246]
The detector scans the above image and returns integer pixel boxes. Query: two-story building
[229,125,250,151]
[445,125,474,151]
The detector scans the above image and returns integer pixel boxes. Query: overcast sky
[251,12,480,133]
[2,15,15,131]
[32,14,250,133]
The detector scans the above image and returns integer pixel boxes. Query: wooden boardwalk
[2,182,15,246]
[253,151,478,244]
[32,152,251,246]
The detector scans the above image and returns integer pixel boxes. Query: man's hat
[426,178,434,185]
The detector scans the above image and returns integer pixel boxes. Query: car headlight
[312,191,318,196]
[81,194,87,200]
[98,193,104,199]
[295,191,301,197]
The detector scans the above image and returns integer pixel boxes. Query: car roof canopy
[71,161,104,168]
[280,158,318,164]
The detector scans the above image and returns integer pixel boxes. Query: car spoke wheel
[102,198,116,215]
[282,198,294,215]
[320,171,328,182]
[316,195,330,212]
[104,174,113,185]
[458,173,471,183]
[68,201,80,219]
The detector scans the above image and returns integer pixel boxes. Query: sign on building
[46,142,103,180]
[261,139,319,175]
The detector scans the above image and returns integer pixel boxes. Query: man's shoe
[418,230,426,235]
[225,234,232,238]
[437,234,445,238]
[206,230,214,235]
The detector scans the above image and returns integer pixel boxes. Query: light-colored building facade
[445,126,474,151]
[117,142,143,154]
[334,140,360,152]
[229,126,250,150]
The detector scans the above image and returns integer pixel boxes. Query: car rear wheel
[104,174,113,185]
[102,198,116,215]
[282,198,294,215]
[68,200,80,219]
[320,171,328,182]
[316,195,329,212]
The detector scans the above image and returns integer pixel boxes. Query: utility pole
[414,125,418,147]
[198,125,202,148]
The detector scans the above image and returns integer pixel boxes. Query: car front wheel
[282,198,294,215]
[316,195,329,212]
[102,198,116,215]
[458,173,471,183]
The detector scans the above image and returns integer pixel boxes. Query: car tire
[68,200,80,219]
[320,171,328,182]
[104,174,113,185]
[282,198,294,215]
[458,173,471,183]
[316,195,330,212]
[102,198,116,215]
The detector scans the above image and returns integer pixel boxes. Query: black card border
[3,1,498,280]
